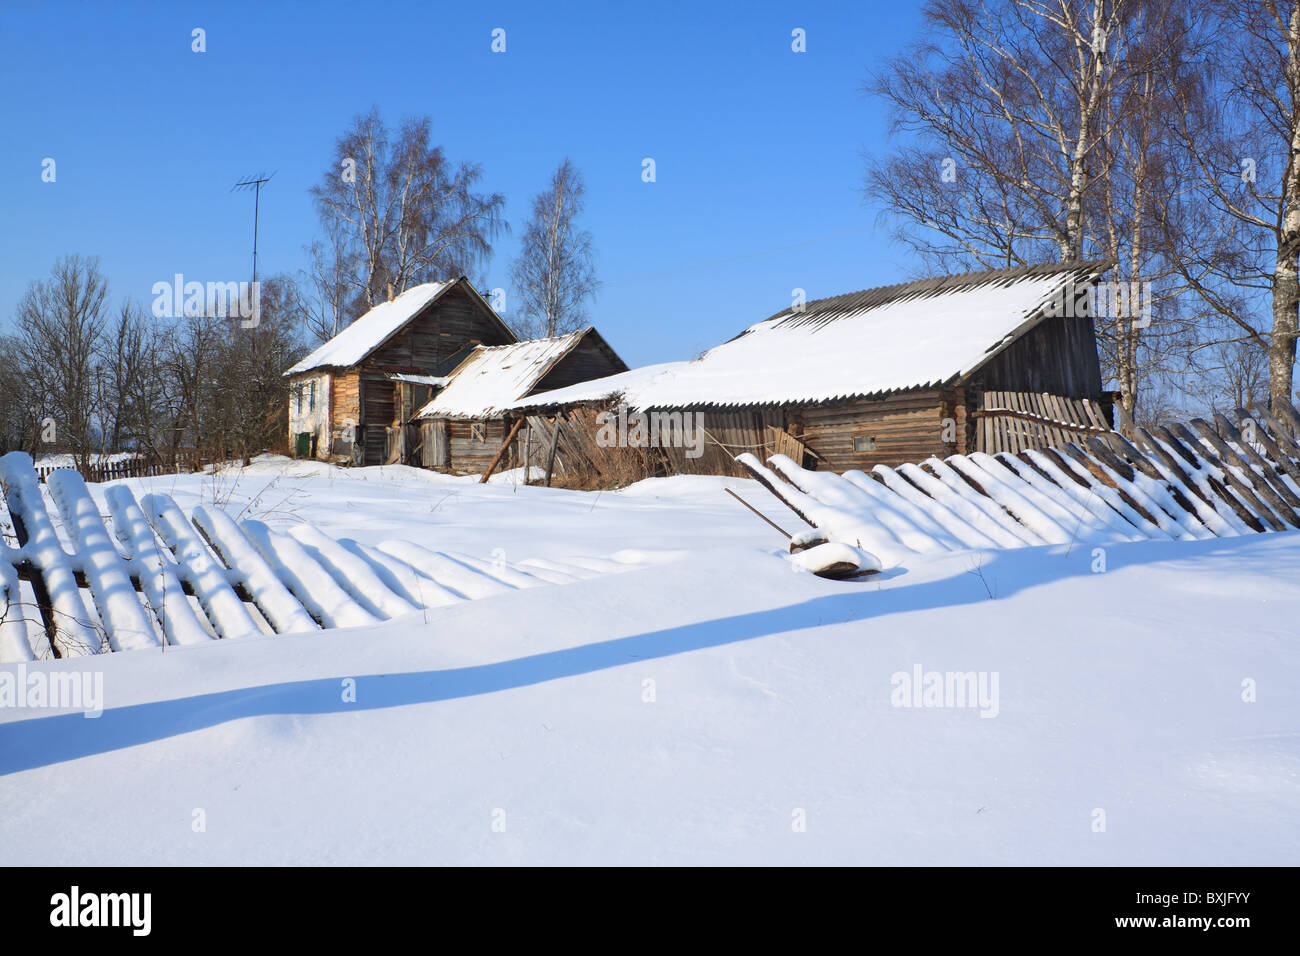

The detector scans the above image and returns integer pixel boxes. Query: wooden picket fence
[973,390,1113,454]
[33,456,203,484]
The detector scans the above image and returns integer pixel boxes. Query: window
[471,422,485,442]
[853,436,876,453]
[308,381,317,412]
[294,386,302,415]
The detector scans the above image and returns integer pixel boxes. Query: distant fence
[33,456,204,484]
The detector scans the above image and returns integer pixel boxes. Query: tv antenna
[233,172,275,285]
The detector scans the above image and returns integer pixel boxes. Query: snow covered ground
[1,456,1297,865]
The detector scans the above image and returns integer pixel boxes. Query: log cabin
[508,261,1117,479]
[284,277,516,465]
[415,327,627,475]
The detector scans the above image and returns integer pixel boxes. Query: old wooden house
[415,327,627,475]
[285,277,516,465]
[508,262,1115,478]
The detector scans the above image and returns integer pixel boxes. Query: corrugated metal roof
[416,329,592,419]
[512,261,1108,412]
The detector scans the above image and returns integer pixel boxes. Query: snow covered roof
[514,261,1109,411]
[416,329,594,420]
[285,279,508,376]
[389,373,450,387]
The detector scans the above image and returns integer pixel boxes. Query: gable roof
[513,261,1109,412]
[285,277,514,377]
[417,328,602,420]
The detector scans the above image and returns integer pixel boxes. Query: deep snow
[0,457,1297,864]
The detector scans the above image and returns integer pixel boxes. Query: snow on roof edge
[415,329,593,420]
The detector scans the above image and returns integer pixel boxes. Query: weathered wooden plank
[1215,413,1300,511]
[1059,443,1162,527]
[1237,407,1300,484]
[1193,419,1300,528]
[1170,423,1281,531]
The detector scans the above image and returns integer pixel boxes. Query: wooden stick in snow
[724,487,791,539]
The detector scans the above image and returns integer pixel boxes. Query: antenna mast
[233,172,275,285]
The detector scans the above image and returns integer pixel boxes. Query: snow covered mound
[789,541,880,577]
[2,528,1298,864]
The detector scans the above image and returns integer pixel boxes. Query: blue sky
[0,0,923,366]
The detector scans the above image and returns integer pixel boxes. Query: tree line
[0,257,303,473]
[1,109,600,473]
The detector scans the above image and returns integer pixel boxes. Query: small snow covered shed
[284,277,516,465]
[415,327,627,474]
[511,261,1114,477]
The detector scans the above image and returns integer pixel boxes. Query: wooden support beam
[480,417,525,484]
[522,423,533,486]
[544,413,563,488]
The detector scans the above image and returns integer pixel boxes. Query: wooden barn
[284,277,516,465]
[506,262,1116,480]
[414,327,627,475]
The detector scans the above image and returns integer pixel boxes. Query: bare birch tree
[304,217,351,343]
[1090,0,1207,427]
[865,0,1127,270]
[311,109,506,322]
[510,158,599,338]
[1158,0,1300,409]
[866,0,1206,424]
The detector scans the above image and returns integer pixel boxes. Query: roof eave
[955,260,1112,385]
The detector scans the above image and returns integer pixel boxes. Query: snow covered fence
[739,407,1300,569]
[0,451,628,660]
